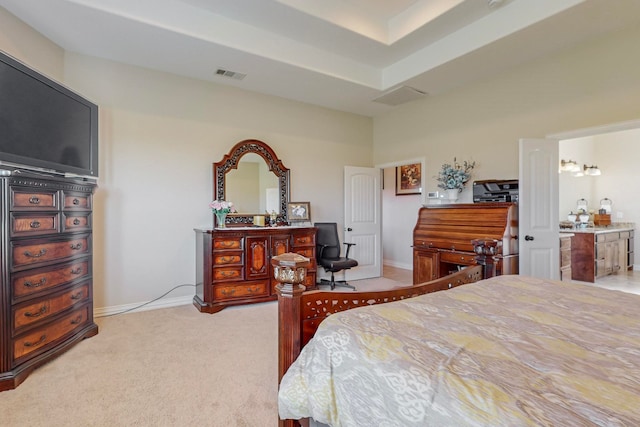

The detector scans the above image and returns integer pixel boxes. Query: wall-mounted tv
[0,50,98,179]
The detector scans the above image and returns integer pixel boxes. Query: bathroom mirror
[213,139,290,226]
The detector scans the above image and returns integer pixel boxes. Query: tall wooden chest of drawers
[0,174,97,391]
[194,226,317,313]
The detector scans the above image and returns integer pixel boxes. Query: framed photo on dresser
[287,202,311,222]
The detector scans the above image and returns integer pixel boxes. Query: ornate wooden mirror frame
[214,139,290,226]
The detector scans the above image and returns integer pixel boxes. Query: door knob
[524,235,534,241]
[346,227,353,231]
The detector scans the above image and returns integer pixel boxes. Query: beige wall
[374,25,640,268]
[0,9,372,311]
[0,8,63,81]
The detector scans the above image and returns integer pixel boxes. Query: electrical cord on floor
[101,284,196,317]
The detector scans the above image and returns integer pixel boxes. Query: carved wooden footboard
[275,262,487,427]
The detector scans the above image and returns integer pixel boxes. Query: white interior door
[519,138,559,279]
[344,166,381,280]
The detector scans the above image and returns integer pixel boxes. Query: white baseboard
[94,295,193,318]
[383,259,412,270]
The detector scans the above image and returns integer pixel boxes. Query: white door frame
[376,157,427,206]
[376,157,426,272]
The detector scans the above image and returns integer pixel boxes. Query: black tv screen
[0,50,98,178]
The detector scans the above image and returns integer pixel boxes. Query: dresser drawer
[294,248,314,259]
[10,188,58,211]
[213,266,243,281]
[13,283,90,330]
[11,213,59,237]
[12,236,90,269]
[213,281,269,301]
[292,233,315,247]
[62,212,92,232]
[440,251,476,265]
[213,236,243,251]
[13,305,90,362]
[12,259,90,299]
[213,252,243,266]
[62,191,92,210]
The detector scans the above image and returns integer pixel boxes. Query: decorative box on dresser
[0,174,97,391]
[194,226,317,314]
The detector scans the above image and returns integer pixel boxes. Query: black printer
[473,179,518,203]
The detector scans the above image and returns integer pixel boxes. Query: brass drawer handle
[28,196,41,205]
[70,243,83,250]
[218,256,236,264]
[30,221,41,229]
[70,292,83,300]
[73,198,80,205]
[219,271,236,278]
[24,334,47,347]
[25,306,48,318]
[24,278,47,288]
[247,286,259,294]
[24,249,47,258]
[70,267,83,275]
[219,241,236,248]
[70,315,83,325]
[221,289,236,296]
[73,218,81,226]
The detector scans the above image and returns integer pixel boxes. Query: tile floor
[577,269,640,295]
[383,265,640,295]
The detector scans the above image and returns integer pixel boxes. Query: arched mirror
[214,139,289,226]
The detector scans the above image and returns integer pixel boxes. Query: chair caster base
[319,278,356,291]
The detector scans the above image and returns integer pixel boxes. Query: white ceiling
[2,0,640,117]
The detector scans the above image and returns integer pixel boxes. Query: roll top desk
[413,203,518,284]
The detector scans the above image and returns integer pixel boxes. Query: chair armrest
[317,243,339,258]
[343,242,356,259]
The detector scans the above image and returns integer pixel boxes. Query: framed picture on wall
[287,202,311,222]
[396,163,422,195]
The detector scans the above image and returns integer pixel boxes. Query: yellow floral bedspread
[278,275,640,426]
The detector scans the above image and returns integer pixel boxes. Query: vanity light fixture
[584,165,602,176]
[560,159,580,173]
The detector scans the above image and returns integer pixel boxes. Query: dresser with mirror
[194,139,317,313]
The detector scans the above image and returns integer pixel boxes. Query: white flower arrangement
[436,158,476,192]
[209,200,236,214]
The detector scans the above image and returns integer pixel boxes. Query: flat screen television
[0,50,98,179]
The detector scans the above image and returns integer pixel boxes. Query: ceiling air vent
[214,68,247,81]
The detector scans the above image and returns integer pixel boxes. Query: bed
[276,264,640,426]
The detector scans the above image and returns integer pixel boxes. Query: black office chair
[315,222,358,291]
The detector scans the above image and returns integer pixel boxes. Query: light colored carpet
[347,276,410,292]
[0,276,406,426]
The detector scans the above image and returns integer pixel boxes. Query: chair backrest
[315,222,341,259]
